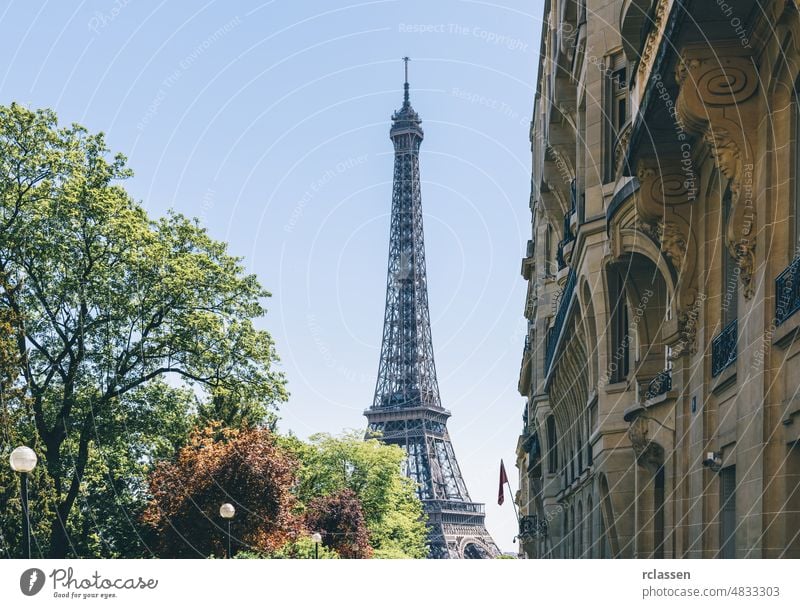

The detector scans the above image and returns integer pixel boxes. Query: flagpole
[505,477,520,523]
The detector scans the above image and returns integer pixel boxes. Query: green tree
[67,380,196,557]
[285,431,429,559]
[0,103,287,557]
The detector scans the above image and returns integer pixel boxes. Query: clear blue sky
[1,0,543,553]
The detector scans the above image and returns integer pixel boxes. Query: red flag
[498,460,508,505]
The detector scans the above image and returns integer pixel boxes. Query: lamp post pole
[219,503,236,559]
[9,446,37,559]
[311,532,322,559]
[21,473,30,559]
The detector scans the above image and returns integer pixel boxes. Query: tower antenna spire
[402,56,410,104]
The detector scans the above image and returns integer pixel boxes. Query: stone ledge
[711,363,737,396]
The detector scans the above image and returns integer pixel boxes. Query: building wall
[516,0,800,559]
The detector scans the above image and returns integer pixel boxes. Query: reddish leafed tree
[143,424,302,557]
[305,489,372,559]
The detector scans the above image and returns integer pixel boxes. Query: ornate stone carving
[634,219,659,244]
[671,308,699,359]
[676,48,758,299]
[635,163,699,357]
[614,121,632,177]
[703,127,756,298]
[628,415,664,470]
[637,0,670,81]
[658,220,687,271]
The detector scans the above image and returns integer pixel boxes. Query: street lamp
[219,503,235,559]
[311,532,322,559]
[9,446,37,559]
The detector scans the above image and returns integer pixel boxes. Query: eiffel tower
[365,58,499,559]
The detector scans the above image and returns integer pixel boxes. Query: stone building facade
[516,0,800,558]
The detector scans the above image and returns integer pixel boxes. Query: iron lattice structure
[365,60,499,559]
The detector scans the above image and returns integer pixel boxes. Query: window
[787,442,800,558]
[721,186,738,324]
[654,466,666,559]
[604,55,629,182]
[599,511,607,559]
[570,449,575,481]
[546,416,558,474]
[545,224,554,276]
[611,67,627,133]
[719,466,736,559]
[569,505,575,559]
[794,84,800,251]
[587,496,594,558]
[610,270,630,382]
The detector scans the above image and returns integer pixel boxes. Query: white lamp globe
[219,503,236,519]
[311,532,322,543]
[9,446,37,473]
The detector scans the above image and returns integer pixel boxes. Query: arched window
[569,504,575,559]
[786,442,800,558]
[719,466,737,559]
[721,185,738,325]
[587,496,594,559]
[599,508,607,559]
[609,269,629,382]
[570,449,575,481]
[793,80,800,251]
[546,416,558,474]
[654,466,665,559]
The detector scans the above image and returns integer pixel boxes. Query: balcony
[776,257,800,325]
[556,194,577,271]
[545,268,576,373]
[521,426,540,463]
[519,515,547,540]
[521,238,535,280]
[518,335,532,395]
[620,0,655,63]
[556,240,567,270]
[711,320,737,377]
[644,369,672,400]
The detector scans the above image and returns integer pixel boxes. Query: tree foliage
[143,425,301,558]
[0,103,429,560]
[0,103,287,557]
[286,431,429,559]
[305,488,372,559]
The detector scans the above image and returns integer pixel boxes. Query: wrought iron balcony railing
[556,239,567,270]
[711,319,737,377]
[776,257,800,325]
[425,500,485,514]
[545,269,576,373]
[645,369,672,400]
[519,515,548,539]
[521,426,540,461]
[555,182,579,271]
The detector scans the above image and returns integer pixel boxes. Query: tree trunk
[47,507,71,558]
